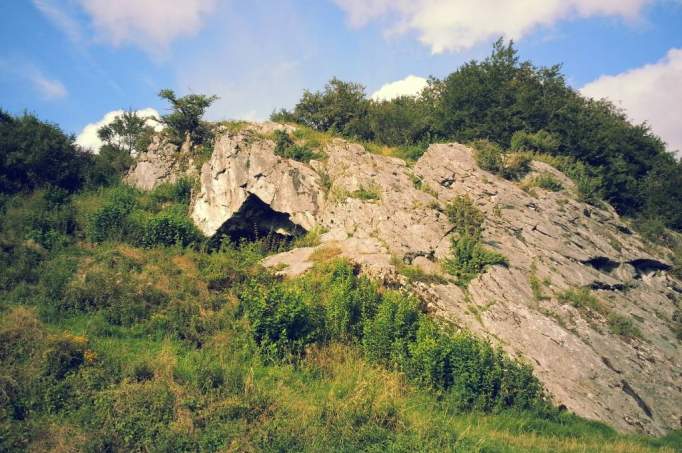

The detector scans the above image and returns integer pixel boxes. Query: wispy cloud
[582,48,682,156]
[29,70,68,99]
[334,0,654,53]
[0,58,68,100]
[32,0,83,43]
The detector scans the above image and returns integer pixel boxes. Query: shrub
[350,185,381,201]
[42,333,87,379]
[442,234,507,287]
[158,89,218,145]
[472,139,503,174]
[510,130,560,154]
[133,209,203,248]
[240,284,322,359]
[607,313,641,339]
[324,266,381,341]
[92,381,178,452]
[445,195,485,239]
[150,177,194,206]
[522,173,563,192]
[87,185,138,243]
[407,319,541,411]
[501,153,531,180]
[273,130,321,163]
[362,292,421,367]
[558,288,606,316]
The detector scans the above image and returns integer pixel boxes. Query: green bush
[443,234,507,286]
[87,185,139,243]
[501,153,532,180]
[524,173,563,192]
[133,209,203,248]
[362,291,421,367]
[150,177,194,206]
[324,265,380,341]
[408,319,541,411]
[92,381,179,452]
[607,313,641,339]
[42,334,87,379]
[273,130,321,163]
[510,130,560,154]
[445,195,485,239]
[240,284,322,359]
[472,139,504,174]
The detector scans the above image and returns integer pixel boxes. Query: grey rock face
[128,124,682,435]
[125,135,196,190]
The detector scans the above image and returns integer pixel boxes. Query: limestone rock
[127,122,682,435]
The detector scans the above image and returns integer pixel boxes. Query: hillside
[125,122,682,436]
[1,113,681,451]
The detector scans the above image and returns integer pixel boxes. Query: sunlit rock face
[128,123,682,435]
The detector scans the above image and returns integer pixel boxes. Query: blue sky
[1,1,681,154]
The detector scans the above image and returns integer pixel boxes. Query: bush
[407,319,541,411]
[362,292,421,367]
[445,195,485,239]
[443,234,507,287]
[510,130,560,154]
[150,177,194,206]
[607,313,641,339]
[133,209,203,248]
[273,130,321,163]
[87,185,139,243]
[42,333,87,379]
[324,265,380,341]
[92,381,179,452]
[501,152,531,180]
[240,284,322,359]
[523,173,563,192]
[472,139,503,174]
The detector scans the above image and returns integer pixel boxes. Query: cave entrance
[212,194,306,245]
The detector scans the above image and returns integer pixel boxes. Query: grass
[350,184,381,201]
[558,287,608,317]
[521,173,564,193]
[1,187,679,452]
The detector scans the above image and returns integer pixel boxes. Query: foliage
[522,173,564,192]
[442,194,506,286]
[472,139,504,174]
[445,195,485,238]
[607,313,642,339]
[0,110,88,194]
[558,288,606,316]
[276,39,682,231]
[350,185,381,201]
[511,130,560,154]
[158,89,218,145]
[443,234,508,286]
[273,130,321,162]
[97,109,155,155]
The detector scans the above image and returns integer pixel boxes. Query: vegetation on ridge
[273,39,682,232]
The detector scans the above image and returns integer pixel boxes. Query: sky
[0,0,681,155]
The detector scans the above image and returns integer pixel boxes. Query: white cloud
[370,75,428,101]
[334,0,653,53]
[76,108,161,152]
[77,0,217,54]
[581,48,682,156]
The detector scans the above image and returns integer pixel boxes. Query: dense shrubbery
[239,260,541,411]
[273,130,322,162]
[275,40,682,231]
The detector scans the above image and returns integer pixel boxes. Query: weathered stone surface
[125,135,197,190]
[128,123,682,435]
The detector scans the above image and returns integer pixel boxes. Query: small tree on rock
[97,109,155,155]
[158,89,218,145]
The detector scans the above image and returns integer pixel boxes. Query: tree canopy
[274,39,682,230]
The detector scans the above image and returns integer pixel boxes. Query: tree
[0,110,87,194]
[291,78,370,138]
[97,109,155,155]
[157,89,218,145]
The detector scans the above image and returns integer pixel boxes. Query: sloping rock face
[130,124,682,435]
[125,135,196,190]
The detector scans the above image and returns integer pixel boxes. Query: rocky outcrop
[128,123,682,435]
[125,135,196,190]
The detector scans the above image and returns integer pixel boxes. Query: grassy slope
[0,184,680,452]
